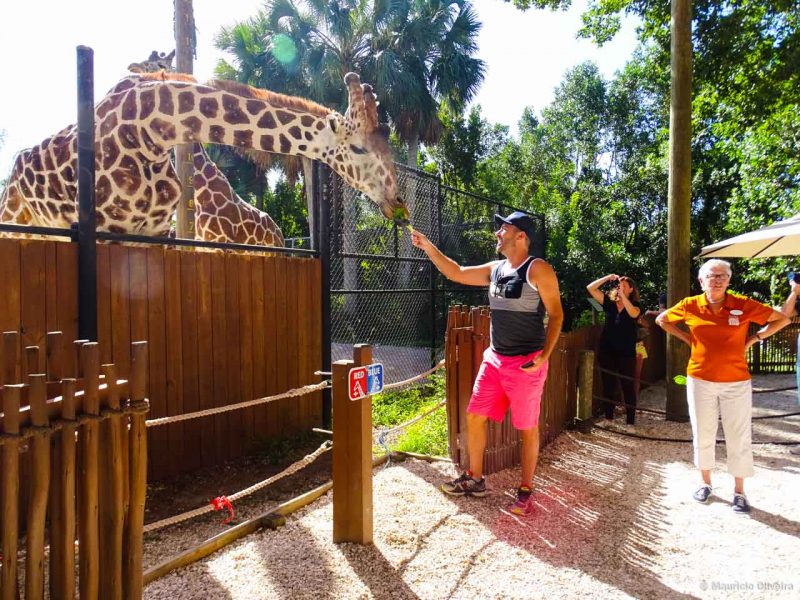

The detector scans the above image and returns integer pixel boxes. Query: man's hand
[410,228,434,253]
[521,354,547,372]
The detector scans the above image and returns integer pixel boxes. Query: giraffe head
[334,73,408,222]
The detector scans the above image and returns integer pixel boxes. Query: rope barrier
[375,400,446,467]
[378,360,445,393]
[145,381,330,428]
[591,423,799,446]
[143,440,332,533]
[592,393,800,421]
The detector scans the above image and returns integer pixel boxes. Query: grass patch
[372,372,449,457]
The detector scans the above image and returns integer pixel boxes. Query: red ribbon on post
[211,495,235,524]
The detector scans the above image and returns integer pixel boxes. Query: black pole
[316,162,333,428]
[77,46,98,341]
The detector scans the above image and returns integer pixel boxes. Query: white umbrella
[698,214,800,258]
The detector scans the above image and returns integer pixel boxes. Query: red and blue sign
[348,363,384,401]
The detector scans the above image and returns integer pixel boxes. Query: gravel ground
[144,375,800,600]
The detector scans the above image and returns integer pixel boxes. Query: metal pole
[77,46,97,342]
[316,162,333,428]
[666,0,692,421]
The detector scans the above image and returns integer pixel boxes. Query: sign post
[332,344,373,544]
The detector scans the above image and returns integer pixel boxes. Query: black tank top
[488,257,546,355]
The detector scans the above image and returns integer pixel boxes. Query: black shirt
[599,296,641,358]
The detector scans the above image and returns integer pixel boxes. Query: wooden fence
[444,306,669,475]
[0,332,148,599]
[0,238,322,480]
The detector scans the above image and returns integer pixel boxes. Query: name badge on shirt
[728,309,743,326]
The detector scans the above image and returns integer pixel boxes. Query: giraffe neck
[101,81,337,165]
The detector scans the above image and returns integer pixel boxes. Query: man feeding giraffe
[0,71,409,238]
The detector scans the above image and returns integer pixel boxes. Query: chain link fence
[323,163,544,384]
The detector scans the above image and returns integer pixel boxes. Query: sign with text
[348,363,384,401]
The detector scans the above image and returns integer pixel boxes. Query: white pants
[686,376,754,478]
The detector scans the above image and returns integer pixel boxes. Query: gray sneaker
[441,472,487,497]
[693,484,712,504]
[732,493,751,514]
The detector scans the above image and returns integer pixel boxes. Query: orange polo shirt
[662,292,774,382]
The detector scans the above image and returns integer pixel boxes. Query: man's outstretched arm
[411,229,495,287]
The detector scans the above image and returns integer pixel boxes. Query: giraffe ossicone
[0,70,407,239]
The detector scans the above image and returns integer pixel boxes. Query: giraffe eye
[349,144,367,155]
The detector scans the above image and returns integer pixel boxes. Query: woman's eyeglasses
[704,273,730,281]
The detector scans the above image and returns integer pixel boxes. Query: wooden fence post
[124,341,148,600]
[577,350,594,422]
[50,379,77,600]
[1,384,22,600]
[332,344,372,544]
[79,341,101,600]
[26,375,51,599]
[100,363,124,600]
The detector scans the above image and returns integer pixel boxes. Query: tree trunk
[302,158,315,247]
[666,0,692,422]
[174,0,195,238]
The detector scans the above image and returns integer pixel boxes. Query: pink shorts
[468,347,549,430]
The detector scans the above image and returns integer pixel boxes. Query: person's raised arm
[586,274,617,304]
[524,260,563,372]
[781,282,800,317]
[411,228,495,287]
[617,284,641,319]
[745,308,791,350]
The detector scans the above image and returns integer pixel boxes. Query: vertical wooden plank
[44,241,59,344]
[250,256,267,439]
[99,364,124,600]
[109,245,132,378]
[285,258,300,433]
[25,375,50,600]
[180,250,200,471]
[0,385,22,600]
[0,239,21,335]
[210,253,230,463]
[96,244,113,365]
[238,255,254,446]
[3,332,21,385]
[78,342,101,600]
[46,331,64,382]
[262,256,279,439]
[129,248,149,348]
[56,241,79,346]
[273,257,289,437]
[20,240,47,363]
[309,259,323,425]
[195,252,215,467]
[163,249,184,475]
[145,247,168,479]
[49,379,77,600]
[295,259,310,429]
[225,253,242,460]
[124,342,148,600]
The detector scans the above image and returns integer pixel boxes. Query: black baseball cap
[494,211,536,242]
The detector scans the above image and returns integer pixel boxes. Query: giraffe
[120,57,287,246]
[191,143,283,246]
[0,70,407,237]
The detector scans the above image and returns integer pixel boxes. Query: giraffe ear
[326,113,346,139]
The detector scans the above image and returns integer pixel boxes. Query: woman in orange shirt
[656,259,789,513]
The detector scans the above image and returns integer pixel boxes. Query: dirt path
[143,376,799,599]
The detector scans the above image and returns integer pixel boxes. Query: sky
[0,0,639,177]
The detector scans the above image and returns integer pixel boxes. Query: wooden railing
[0,331,148,600]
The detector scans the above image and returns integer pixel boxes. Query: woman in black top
[587,274,642,425]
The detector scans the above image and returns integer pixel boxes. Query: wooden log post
[124,341,148,600]
[576,350,594,422]
[78,342,101,600]
[50,379,77,600]
[100,364,124,600]
[26,375,51,599]
[1,385,22,600]
[332,344,373,544]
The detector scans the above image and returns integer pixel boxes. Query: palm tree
[217,1,485,168]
